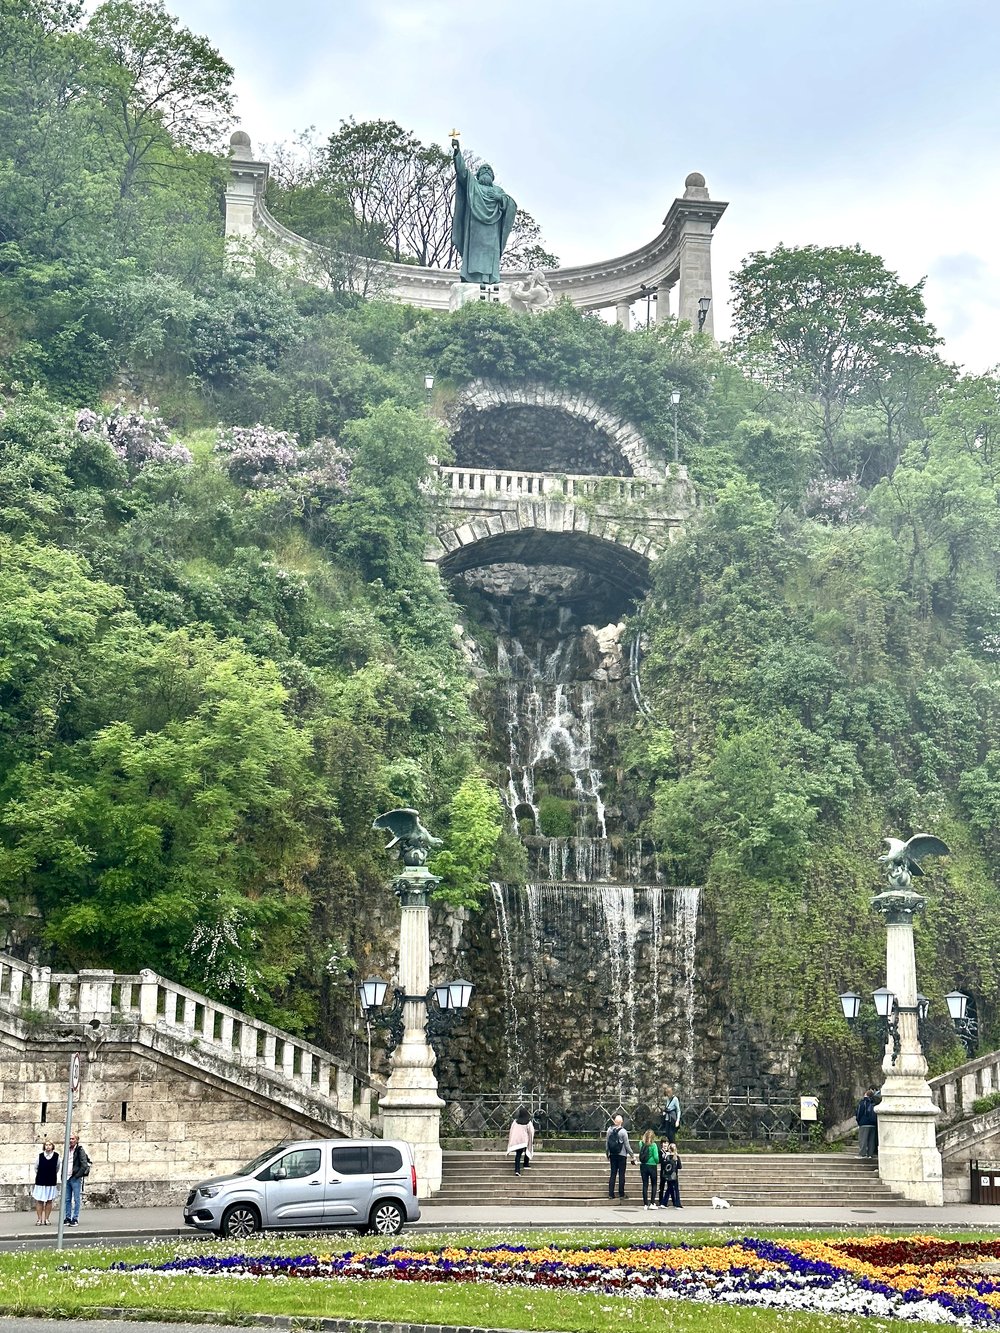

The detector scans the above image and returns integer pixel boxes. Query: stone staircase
[436,1151,918,1207]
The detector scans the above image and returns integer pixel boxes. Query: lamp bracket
[362,986,463,1056]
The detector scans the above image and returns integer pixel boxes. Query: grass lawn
[0,1228,994,1332]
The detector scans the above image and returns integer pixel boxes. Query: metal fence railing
[441,1089,814,1145]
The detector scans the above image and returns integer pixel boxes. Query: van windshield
[233,1145,285,1177]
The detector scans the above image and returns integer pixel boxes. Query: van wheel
[368,1200,404,1236]
[220,1203,261,1239]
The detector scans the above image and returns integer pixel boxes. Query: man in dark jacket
[605,1115,636,1200]
[856,1088,879,1158]
[65,1134,91,1225]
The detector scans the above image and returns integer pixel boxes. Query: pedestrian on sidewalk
[605,1114,636,1200]
[662,1087,682,1145]
[505,1106,535,1177]
[660,1140,683,1208]
[31,1140,59,1226]
[856,1087,879,1158]
[65,1133,91,1225]
[638,1129,660,1209]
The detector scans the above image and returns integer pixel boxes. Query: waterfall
[483,613,702,1101]
[649,884,663,1043]
[672,886,701,1090]
[498,631,609,867]
[596,885,641,1096]
[491,882,523,1090]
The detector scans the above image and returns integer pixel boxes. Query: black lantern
[358,977,389,1012]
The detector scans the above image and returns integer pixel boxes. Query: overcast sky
[169,0,1000,372]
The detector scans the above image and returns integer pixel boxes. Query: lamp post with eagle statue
[871,832,950,1205]
[366,809,460,1195]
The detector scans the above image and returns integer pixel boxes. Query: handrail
[0,953,374,1126]
[929,1048,1000,1120]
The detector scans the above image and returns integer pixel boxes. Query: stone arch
[450,380,662,480]
[429,508,665,599]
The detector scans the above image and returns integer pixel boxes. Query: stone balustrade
[0,953,373,1128]
[439,465,673,503]
[930,1048,1000,1121]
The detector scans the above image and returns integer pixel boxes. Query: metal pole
[56,1052,79,1252]
[673,404,679,465]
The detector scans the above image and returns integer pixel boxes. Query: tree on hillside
[730,244,940,472]
[84,0,234,204]
[0,0,94,257]
[267,118,558,275]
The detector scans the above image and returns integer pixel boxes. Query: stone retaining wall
[0,1033,348,1211]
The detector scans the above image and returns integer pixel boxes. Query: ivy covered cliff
[2,0,999,1104]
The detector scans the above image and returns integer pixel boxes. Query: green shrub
[538,794,575,839]
[972,1091,1000,1116]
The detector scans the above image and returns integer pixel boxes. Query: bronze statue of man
[451,139,517,285]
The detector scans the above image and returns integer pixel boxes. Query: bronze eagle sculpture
[878,833,950,890]
[372,808,442,866]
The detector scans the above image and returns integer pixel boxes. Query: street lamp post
[945,990,978,1054]
[368,809,472,1196]
[671,390,681,465]
[639,283,658,327]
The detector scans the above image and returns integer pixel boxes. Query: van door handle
[309,1181,321,1186]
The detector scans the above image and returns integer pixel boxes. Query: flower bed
[105,1235,1000,1326]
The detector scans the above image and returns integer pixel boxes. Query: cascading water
[485,610,702,1102]
[672,886,701,1090]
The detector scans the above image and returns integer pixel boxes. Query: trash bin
[970,1161,1000,1203]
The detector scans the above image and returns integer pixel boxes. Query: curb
[2,1311,564,1333]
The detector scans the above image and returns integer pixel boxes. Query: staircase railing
[0,953,376,1130]
[930,1049,1000,1121]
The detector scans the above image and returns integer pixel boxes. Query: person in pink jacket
[505,1106,535,1177]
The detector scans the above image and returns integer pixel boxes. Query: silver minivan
[183,1138,421,1238]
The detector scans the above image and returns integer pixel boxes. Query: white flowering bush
[75,405,193,469]
[802,474,866,523]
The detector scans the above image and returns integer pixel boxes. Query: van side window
[330,1146,370,1175]
[262,1149,320,1181]
[372,1146,403,1173]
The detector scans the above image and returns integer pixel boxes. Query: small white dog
[711,1196,731,1210]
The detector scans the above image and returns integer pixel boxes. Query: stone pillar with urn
[871,834,950,1206]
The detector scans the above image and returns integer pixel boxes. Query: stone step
[438,1152,914,1206]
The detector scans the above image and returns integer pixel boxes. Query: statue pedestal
[449,281,511,312]
[448,278,556,315]
[379,1037,444,1195]
[872,889,943,1206]
[874,1081,943,1206]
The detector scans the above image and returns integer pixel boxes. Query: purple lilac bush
[214,424,351,504]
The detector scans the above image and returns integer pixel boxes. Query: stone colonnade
[223,133,727,336]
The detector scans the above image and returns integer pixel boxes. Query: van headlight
[198,1187,220,1198]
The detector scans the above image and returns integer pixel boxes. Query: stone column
[615,300,631,329]
[77,970,115,1020]
[677,225,715,334]
[872,889,943,1205]
[661,175,727,339]
[223,131,269,260]
[378,868,445,1195]
[138,969,159,1026]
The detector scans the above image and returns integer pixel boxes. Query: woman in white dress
[32,1140,60,1225]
